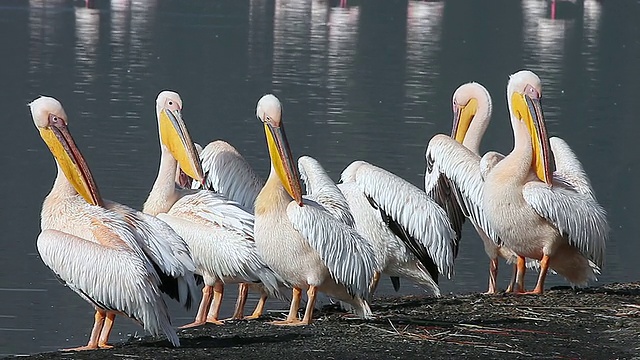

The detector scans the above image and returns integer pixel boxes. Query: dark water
[1,0,638,355]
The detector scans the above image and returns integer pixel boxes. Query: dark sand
[7,282,640,360]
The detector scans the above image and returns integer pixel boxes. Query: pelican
[143,91,282,328]
[425,82,537,294]
[187,140,278,320]
[481,70,608,294]
[337,160,458,296]
[31,96,197,350]
[254,94,376,325]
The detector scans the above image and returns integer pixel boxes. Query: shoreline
[6,282,640,359]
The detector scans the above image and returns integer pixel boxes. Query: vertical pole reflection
[74,6,100,101]
[404,1,444,127]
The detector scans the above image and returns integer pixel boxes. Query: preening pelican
[254,94,376,325]
[31,96,197,350]
[482,70,608,294]
[425,82,536,294]
[337,161,458,296]
[143,91,281,327]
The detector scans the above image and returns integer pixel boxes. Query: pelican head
[29,96,103,206]
[507,70,552,184]
[256,94,302,205]
[451,82,491,144]
[155,91,204,183]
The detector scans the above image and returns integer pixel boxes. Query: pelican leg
[505,263,517,293]
[61,310,105,351]
[300,285,317,325]
[524,255,549,295]
[484,258,499,294]
[205,281,225,325]
[245,293,268,320]
[369,271,381,294]
[180,285,213,329]
[229,283,249,320]
[97,312,116,349]
[271,287,302,325]
[513,256,527,293]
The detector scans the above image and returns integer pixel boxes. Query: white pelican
[254,94,376,325]
[186,140,278,321]
[425,82,536,294]
[481,70,608,294]
[143,91,281,328]
[31,96,198,350]
[337,160,458,296]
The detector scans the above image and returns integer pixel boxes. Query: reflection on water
[1,0,639,355]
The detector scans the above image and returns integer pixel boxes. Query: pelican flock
[30,68,609,351]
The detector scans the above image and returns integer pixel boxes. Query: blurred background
[0,0,638,355]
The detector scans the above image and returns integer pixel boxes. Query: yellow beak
[39,122,103,206]
[510,92,552,184]
[159,109,204,183]
[451,98,478,143]
[263,122,303,206]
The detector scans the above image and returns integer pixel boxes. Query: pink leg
[180,285,213,329]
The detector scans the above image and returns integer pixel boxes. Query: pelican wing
[105,201,198,309]
[550,137,597,199]
[522,183,608,268]
[287,201,376,299]
[342,160,456,278]
[425,135,501,246]
[194,140,264,210]
[37,229,179,346]
[162,190,281,295]
[298,155,355,227]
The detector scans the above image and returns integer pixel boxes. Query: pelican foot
[179,320,206,329]
[60,345,99,351]
[522,288,544,295]
[205,317,225,325]
[270,319,309,326]
[243,314,261,320]
[98,343,113,349]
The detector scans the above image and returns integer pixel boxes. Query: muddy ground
[6,282,640,360]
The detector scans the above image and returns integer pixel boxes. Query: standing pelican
[188,140,278,320]
[425,82,536,294]
[31,96,197,350]
[143,91,281,328]
[254,94,376,325]
[337,160,458,296]
[482,70,608,294]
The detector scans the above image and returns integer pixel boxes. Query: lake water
[1,0,638,355]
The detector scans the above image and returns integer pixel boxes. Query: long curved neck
[255,165,291,216]
[498,115,534,183]
[41,164,83,229]
[462,97,491,155]
[143,145,180,215]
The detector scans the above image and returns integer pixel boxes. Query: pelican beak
[510,91,552,184]
[451,98,478,143]
[39,117,103,206]
[159,108,204,183]
[264,122,303,205]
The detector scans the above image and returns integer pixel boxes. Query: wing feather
[425,135,502,246]
[341,160,456,278]
[105,201,198,309]
[287,202,376,299]
[37,229,179,346]
[298,155,355,227]
[550,137,597,199]
[194,140,264,211]
[523,182,609,268]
